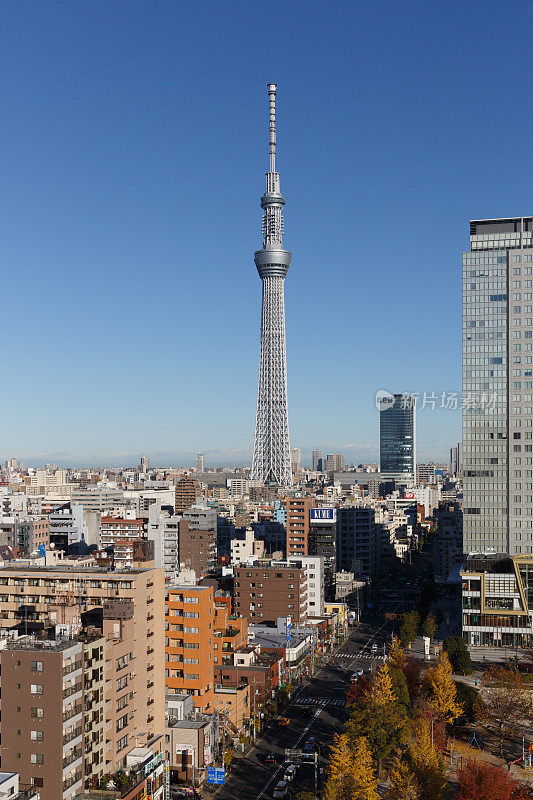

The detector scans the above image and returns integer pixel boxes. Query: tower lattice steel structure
[251,83,292,487]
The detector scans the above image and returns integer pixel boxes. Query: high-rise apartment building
[336,506,376,578]
[286,555,324,616]
[290,448,302,474]
[0,565,165,742]
[450,442,462,476]
[285,496,314,557]
[174,477,200,514]
[196,453,205,473]
[140,456,150,473]
[166,584,215,711]
[233,562,308,625]
[309,507,337,600]
[416,463,436,486]
[312,450,323,471]
[324,454,344,474]
[1,637,85,800]
[179,505,217,577]
[380,394,416,485]
[148,506,181,578]
[463,216,533,555]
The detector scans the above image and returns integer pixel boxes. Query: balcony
[63,682,82,699]
[63,660,83,676]
[63,748,82,768]
[63,726,82,745]
[63,770,82,791]
[63,704,82,722]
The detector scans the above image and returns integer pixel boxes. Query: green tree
[454,681,484,725]
[390,667,410,710]
[399,611,420,648]
[423,614,438,641]
[347,664,409,772]
[444,636,472,675]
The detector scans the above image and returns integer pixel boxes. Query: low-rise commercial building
[461,553,533,648]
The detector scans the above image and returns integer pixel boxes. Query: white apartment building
[147,506,181,579]
[287,555,324,616]
[230,528,264,564]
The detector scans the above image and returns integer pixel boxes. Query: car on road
[276,717,290,727]
[273,780,289,798]
[371,643,378,653]
[264,753,277,764]
[350,672,359,682]
[284,764,298,781]
[355,668,363,677]
[303,736,316,752]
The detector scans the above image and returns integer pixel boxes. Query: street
[207,600,399,799]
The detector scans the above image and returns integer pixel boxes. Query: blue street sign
[207,767,225,785]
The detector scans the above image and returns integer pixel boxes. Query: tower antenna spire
[268,83,276,173]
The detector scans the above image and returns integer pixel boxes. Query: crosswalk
[335,652,388,661]
[294,696,347,708]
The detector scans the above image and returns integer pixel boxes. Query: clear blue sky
[1,0,531,467]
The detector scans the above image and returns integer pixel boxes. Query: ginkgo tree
[426,651,462,724]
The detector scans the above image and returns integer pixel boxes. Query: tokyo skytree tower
[251,84,292,487]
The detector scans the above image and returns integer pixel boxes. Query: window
[31,730,44,741]
[183,611,199,618]
[183,642,199,649]
[117,695,128,711]
[30,754,44,764]
[117,734,128,751]
[30,684,43,695]
[30,778,43,787]
[30,661,43,672]
[184,596,199,603]
[116,675,128,691]
[184,627,199,634]
[116,714,128,732]
[31,708,43,718]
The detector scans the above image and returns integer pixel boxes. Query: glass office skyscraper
[379,393,416,485]
[463,217,533,555]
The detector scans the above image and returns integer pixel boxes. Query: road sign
[207,767,225,785]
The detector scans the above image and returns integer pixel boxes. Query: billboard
[310,507,336,523]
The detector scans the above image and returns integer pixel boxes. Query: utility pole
[252,677,256,743]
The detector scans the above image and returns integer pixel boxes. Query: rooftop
[0,564,151,575]
[6,635,79,653]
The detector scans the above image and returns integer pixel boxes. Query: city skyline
[4,2,533,461]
